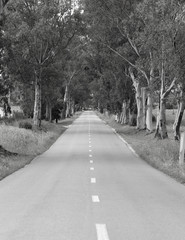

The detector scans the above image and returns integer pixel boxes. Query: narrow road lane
[0,111,185,240]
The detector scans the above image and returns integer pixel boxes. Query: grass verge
[0,113,81,181]
[97,111,185,184]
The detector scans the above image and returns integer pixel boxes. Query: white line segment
[90,167,94,171]
[92,195,100,202]
[91,178,96,183]
[90,160,93,164]
[96,224,110,240]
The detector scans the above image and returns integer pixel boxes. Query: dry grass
[97,110,185,184]
[0,113,80,181]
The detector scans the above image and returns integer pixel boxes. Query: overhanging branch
[103,43,149,84]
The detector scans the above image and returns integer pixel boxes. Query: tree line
[1,0,185,141]
[0,0,90,126]
[83,0,185,140]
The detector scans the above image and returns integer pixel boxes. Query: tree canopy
[1,0,185,139]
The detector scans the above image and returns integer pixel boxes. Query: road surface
[0,111,185,240]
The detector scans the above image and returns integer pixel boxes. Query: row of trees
[0,0,90,126]
[82,0,185,140]
[1,0,185,140]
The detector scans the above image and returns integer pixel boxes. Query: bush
[19,121,32,130]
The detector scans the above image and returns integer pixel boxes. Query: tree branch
[104,43,149,83]
[163,77,177,99]
[117,22,140,57]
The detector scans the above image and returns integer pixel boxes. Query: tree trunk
[33,76,42,127]
[129,68,146,130]
[141,87,146,129]
[121,100,129,124]
[155,45,168,139]
[120,111,124,124]
[155,73,168,139]
[66,101,70,118]
[49,106,52,122]
[135,82,142,129]
[146,92,153,132]
[45,101,50,121]
[45,101,52,122]
[173,88,185,141]
[155,98,168,139]
[71,100,75,115]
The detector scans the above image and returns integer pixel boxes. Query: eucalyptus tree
[83,0,155,130]
[5,0,83,126]
[83,0,183,139]
[172,11,185,140]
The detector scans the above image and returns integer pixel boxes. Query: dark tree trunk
[45,100,52,122]
[33,75,42,127]
[173,92,185,141]
[155,98,168,139]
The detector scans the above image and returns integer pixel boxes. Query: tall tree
[5,0,83,126]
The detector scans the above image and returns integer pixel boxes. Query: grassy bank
[97,110,185,184]
[0,113,81,181]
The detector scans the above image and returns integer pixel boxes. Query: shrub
[19,121,32,130]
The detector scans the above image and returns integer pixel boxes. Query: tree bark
[146,52,154,132]
[121,100,129,124]
[155,98,168,139]
[155,54,167,139]
[66,99,70,118]
[71,100,75,115]
[141,87,146,129]
[155,42,172,139]
[129,68,144,129]
[146,92,153,132]
[33,75,42,127]
[155,78,176,138]
[45,100,49,121]
[173,87,185,140]
[46,100,52,122]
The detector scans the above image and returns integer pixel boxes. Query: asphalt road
[1,111,185,240]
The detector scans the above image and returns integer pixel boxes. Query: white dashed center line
[90,167,94,171]
[90,160,93,164]
[89,154,92,157]
[91,178,96,183]
[96,224,110,240]
[89,149,92,152]
[92,195,100,202]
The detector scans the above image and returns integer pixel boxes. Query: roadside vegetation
[0,113,80,181]
[97,110,185,184]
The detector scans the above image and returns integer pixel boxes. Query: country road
[1,111,185,240]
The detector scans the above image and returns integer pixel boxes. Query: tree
[83,0,182,139]
[5,0,83,126]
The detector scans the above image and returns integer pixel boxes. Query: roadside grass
[0,113,81,181]
[97,110,185,184]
